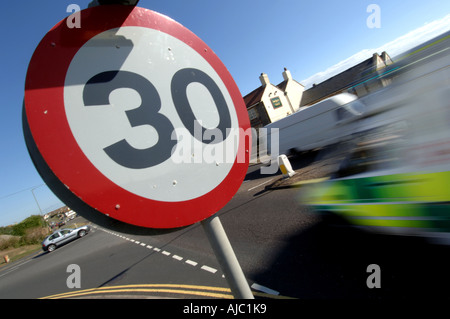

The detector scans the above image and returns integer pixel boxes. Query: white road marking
[247,178,274,191]
[0,260,32,279]
[185,260,198,266]
[96,227,290,294]
[201,265,217,274]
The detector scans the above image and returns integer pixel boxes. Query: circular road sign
[24,5,250,229]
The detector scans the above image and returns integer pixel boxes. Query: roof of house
[276,78,304,92]
[300,57,374,106]
[276,80,288,92]
[243,86,265,108]
[300,53,392,106]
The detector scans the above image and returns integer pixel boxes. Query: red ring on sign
[24,6,250,229]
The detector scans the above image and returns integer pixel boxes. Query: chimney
[282,67,292,81]
[381,51,393,65]
[259,73,270,86]
[372,53,384,69]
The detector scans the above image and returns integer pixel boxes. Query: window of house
[248,108,259,120]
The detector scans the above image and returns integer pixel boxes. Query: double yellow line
[41,284,234,299]
[41,283,295,299]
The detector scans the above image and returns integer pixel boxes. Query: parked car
[42,225,91,252]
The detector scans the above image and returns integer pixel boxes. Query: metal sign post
[202,214,254,299]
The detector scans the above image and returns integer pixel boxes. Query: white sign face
[64,27,239,202]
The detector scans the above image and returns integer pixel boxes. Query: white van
[65,210,77,220]
[258,92,365,159]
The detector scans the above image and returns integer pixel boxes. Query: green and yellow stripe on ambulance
[303,170,450,235]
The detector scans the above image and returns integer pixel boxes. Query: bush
[0,236,20,250]
[11,215,46,236]
[21,227,50,246]
[0,215,50,251]
[0,226,13,236]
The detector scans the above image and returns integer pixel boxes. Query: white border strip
[251,283,280,295]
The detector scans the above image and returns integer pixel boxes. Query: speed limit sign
[24,5,250,229]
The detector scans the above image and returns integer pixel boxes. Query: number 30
[83,68,231,169]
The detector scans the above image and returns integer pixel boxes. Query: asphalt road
[1,151,450,300]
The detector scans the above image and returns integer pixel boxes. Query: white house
[244,68,304,128]
[244,52,393,128]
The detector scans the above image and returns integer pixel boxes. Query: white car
[42,225,90,252]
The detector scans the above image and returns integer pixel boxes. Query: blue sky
[0,0,449,226]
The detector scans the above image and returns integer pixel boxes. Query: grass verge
[0,244,42,267]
